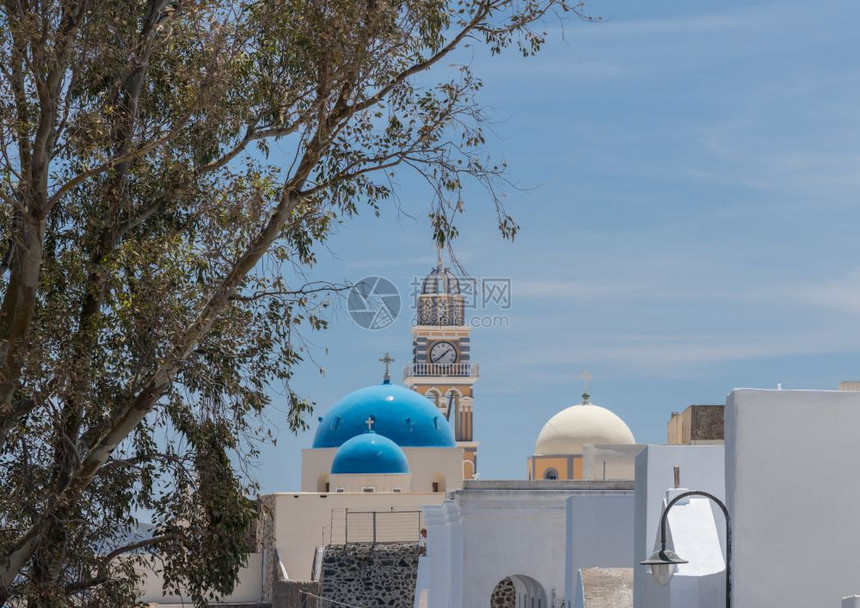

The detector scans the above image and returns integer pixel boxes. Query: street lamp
[640,490,731,608]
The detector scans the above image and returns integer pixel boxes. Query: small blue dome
[312,383,455,448]
[331,432,410,474]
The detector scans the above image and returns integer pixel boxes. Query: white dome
[534,401,635,456]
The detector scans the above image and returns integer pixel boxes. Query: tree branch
[46,124,187,208]
[64,534,172,595]
[347,1,495,118]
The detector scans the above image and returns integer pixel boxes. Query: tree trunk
[0,212,46,426]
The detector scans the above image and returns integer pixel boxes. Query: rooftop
[462,479,634,491]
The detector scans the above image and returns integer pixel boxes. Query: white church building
[137,251,860,608]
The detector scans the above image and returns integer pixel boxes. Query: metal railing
[403,362,479,379]
[328,509,424,545]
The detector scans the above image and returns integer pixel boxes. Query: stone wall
[688,405,723,441]
[578,568,633,608]
[490,577,515,608]
[318,543,419,608]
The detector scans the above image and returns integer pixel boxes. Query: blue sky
[253,0,860,491]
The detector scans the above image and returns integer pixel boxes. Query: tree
[0,0,589,605]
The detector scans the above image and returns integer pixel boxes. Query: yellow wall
[527,454,584,480]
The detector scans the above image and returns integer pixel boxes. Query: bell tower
[403,248,480,479]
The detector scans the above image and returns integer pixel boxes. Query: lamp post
[640,490,731,608]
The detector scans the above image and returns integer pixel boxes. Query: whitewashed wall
[137,552,264,604]
[460,489,565,607]
[327,471,412,493]
[564,493,635,606]
[417,481,633,608]
[415,503,460,608]
[583,444,645,480]
[726,389,860,608]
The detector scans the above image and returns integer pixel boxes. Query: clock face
[429,341,457,365]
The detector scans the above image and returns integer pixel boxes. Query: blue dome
[312,383,455,448]
[331,432,410,474]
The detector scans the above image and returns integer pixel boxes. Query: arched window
[425,389,442,412]
[463,459,475,480]
[544,468,558,481]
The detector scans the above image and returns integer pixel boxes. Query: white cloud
[476,324,860,377]
[471,266,860,376]
[776,269,860,315]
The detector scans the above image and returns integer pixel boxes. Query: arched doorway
[490,575,547,608]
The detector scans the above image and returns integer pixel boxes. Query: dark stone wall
[689,405,724,441]
[491,577,516,608]
[318,543,420,608]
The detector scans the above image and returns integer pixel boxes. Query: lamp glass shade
[641,548,687,587]
[649,563,675,586]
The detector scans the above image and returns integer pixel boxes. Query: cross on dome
[365,415,375,431]
[579,370,592,404]
[380,352,395,383]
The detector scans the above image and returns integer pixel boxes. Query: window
[335,487,345,493]
[544,468,558,480]
[392,487,402,493]
[432,482,439,492]
[425,390,441,410]
[362,486,375,493]
[325,482,330,492]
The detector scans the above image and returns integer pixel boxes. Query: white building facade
[415,480,635,608]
